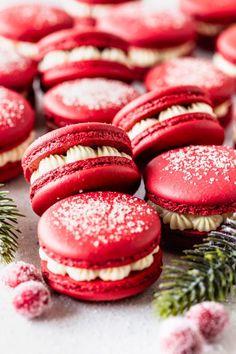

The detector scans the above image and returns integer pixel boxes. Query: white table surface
[0,1,236,354]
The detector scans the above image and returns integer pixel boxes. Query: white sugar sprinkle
[0,88,26,128]
[163,146,236,184]
[51,193,155,246]
[53,79,139,110]
[160,58,228,89]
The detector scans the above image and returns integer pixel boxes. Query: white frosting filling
[128,102,214,140]
[213,53,236,78]
[214,100,231,117]
[129,42,194,68]
[64,0,110,18]
[0,36,38,58]
[195,21,225,36]
[39,46,130,72]
[0,131,35,168]
[148,201,231,232]
[30,145,132,184]
[39,246,159,281]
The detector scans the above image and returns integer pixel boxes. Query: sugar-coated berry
[186,301,230,341]
[1,261,42,288]
[159,317,204,354]
[12,281,51,319]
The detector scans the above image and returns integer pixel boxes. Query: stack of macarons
[1,0,236,303]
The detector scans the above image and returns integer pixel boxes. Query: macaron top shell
[0,43,37,90]
[38,192,161,268]
[0,4,73,43]
[99,2,195,47]
[22,122,132,182]
[216,25,236,64]
[113,85,212,132]
[180,0,236,22]
[38,29,129,60]
[0,87,35,149]
[145,58,235,102]
[78,0,135,3]
[145,145,236,215]
[44,78,140,125]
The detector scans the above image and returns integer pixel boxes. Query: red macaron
[0,87,35,182]
[214,25,236,85]
[38,191,162,301]
[43,78,140,129]
[22,123,141,215]
[0,4,74,58]
[112,86,224,164]
[180,0,236,46]
[145,58,235,128]
[38,29,135,89]
[0,42,37,96]
[144,145,236,251]
[99,2,195,78]
[64,0,136,24]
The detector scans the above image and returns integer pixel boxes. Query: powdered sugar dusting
[163,146,236,185]
[0,44,32,73]
[50,192,155,247]
[53,79,139,110]
[159,58,229,90]
[1,5,69,31]
[0,88,26,129]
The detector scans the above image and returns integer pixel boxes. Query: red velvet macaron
[64,0,136,24]
[22,123,141,215]
[145,58,235,128]
[113,86,224,164]
[43,78,140,129]
[0,4,73,59]
[144,145,236,251]
[214,25,236,85]
[38,29,135,89]
[99,2,195,78]
[38,191,162,301]
[180,0,236,46]
[0,42,37,96]
[0,87,35,182]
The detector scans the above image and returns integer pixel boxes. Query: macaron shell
[0,45,37,91]
[41,250,162,301]
[216,25,236,64]
[99,2,195,47]
[0,161,23,182]
[144,145,236,215]
[41,60,135,89]
[38,29,129,58]
[38,192,160,265]
[0,88,35,149]
[31,158,141,215]
[161,224,208,252]
[180,0,236,22]
[144,58,235,103]
[22,122,132,182]
[131,114,224,162]
[0,5,73,42]
[43,79,140,127]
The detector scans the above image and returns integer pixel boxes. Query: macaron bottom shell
[41,250,162,301]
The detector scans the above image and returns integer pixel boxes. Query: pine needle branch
[154,218,236,318]
[0,185,23,263]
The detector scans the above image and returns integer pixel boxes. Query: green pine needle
[0,185,23,263]
[153,218,236,318]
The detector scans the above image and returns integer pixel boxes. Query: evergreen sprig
[154,218,236,318]
[0,185,23,263]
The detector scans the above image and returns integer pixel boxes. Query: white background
[0,1,235,354]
